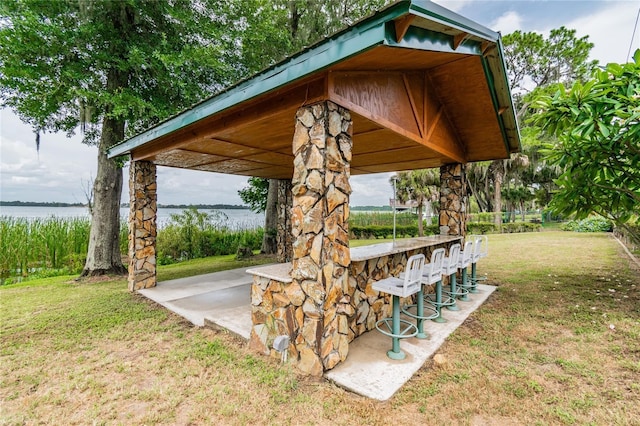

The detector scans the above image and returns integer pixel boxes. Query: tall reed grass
[156,208,263,264]
[1,209,264,283]
[0,216,99,283]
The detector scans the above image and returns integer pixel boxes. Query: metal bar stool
[442,243,467,310]
[373,254,424,360]
[423,248,454,323]
[456,240,475,300]
[469,235,487,293]
[401,248,444,338]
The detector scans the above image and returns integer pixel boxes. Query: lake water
[0,206,265,229]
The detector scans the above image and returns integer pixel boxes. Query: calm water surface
[0,206,264,229]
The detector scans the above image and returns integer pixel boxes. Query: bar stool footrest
[425,293,455,307]
[375,318,419,339]
[402,304,439,321]
[443,287,470,298]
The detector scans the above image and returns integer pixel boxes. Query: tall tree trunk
[261,179,278,254]
[484,175,493,212]
[417,203,424,237]
[81,114,126,276]
[492,160,504,227]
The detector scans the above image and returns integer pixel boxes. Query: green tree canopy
[391,169,439,236]
[533,51,640,243]
[0,0,245,275]
[238,178,270,213]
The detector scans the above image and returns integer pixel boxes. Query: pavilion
[108,0,520,376]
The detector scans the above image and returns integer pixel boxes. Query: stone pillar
[290,101,352,375]
[276,179,293,263]
[439,163,467,237]
[128,161,157,291]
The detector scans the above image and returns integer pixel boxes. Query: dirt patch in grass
[1,231,639,425]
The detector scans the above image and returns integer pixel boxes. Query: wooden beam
[329,71,466,163]
[481,41,496,56]
[132,76,328,161]
[402,74,424,138]
[453,32,469,50]
[394,14,415,42]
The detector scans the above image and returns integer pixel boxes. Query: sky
[1,0,638,206]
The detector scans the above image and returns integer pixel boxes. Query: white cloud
[431,0,475,13]
[565,2,639,65]
[490,10,523,35]
[0,110,99,203]
[350,173,395,206]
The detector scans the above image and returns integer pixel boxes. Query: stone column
[439,163,467,237]
[276,179,293,263]
[128,160,157,291]
[290,101,352,375]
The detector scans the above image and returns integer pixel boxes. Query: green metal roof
[108,0,519,159]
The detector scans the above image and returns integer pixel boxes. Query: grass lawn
[1,231,638,425]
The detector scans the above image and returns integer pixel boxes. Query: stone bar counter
[347,235,461,341]
[247,235,461,373]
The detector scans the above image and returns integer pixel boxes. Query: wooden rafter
[328,71,466,164]
[132,77,327,161]
[394,15,415,42]
[402,74,424,138]
[453,32,469,50]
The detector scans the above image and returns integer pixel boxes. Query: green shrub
[467,222,498,234]
[350,211,417,227]
[466,221,541,234]
[501,222,542,233]
[349,224,438,239]
[561,217,612,233]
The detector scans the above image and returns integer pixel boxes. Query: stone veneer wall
[439,163,467,237]
[128,160,157,291]
[249,101,353,376]
[346,242,457,340]
[276,179,293,263]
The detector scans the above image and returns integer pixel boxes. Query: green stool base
[387,349,406,360]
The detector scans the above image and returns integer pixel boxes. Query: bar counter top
[246,236,462,282]
[349,235,462,262]
[246,262,293,283]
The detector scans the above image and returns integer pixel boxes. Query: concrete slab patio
[138,267,264,338]
[325,283,496,400]
[138,266,495,401]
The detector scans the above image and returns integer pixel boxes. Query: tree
[237,0,390,253]
[0,1,241,276]
[238,177,278,254]
[239,178,270,213]
[533,51,640,243]
[480,27,598,224]
[391,169,439,236]
[504,27,597,119]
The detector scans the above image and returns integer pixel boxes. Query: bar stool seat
[442,243,468,309]
[456,240,475,297]
[401,248,445,337]
[468,235,487,293]
[373,254,424,360]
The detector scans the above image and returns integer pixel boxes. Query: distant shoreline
[1,201,390,210]
[0,201,249,210]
